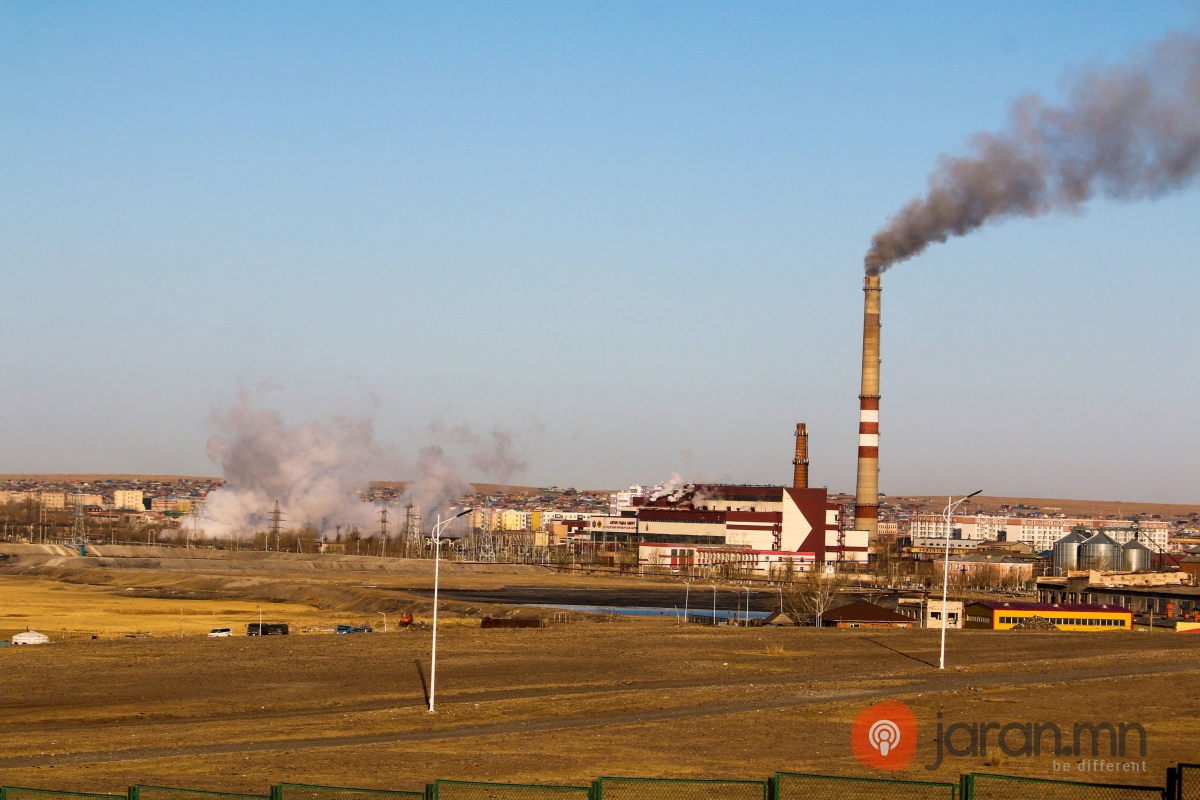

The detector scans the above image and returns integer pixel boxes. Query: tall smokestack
[854,275,881,538]
[792,423,809,489]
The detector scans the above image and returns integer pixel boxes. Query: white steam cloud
[399,445,473,531]
[428,421,530,485]
[648,473,694,503]
[194,395,533,539]
[195,393,391,537]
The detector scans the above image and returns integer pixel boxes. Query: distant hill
[0,474,218,483]
[892,494,1200,521]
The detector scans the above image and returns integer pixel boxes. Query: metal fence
[1171,764,1199,800]
[274,785,424,800]
[776,772,957,800]
[963,773,1165,800]
[132,786,269,800]
[594,777,766,800]
[3,767,1183,800]
[1,790,124,800]
[430,781,591,800]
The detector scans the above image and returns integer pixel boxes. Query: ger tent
[12,630,51,645]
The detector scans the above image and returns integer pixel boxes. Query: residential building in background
[909,514,1169,555]
[38,492,66,509]
[113,490,144,511]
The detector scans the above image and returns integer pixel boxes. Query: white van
[207,627,233,638]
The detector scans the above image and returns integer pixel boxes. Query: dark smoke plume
[865,33,1200,275]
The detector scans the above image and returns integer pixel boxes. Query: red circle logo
[851,701,918,770]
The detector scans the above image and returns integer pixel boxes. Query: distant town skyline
[1,3,1197,503]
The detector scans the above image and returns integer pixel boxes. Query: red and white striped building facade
[588,484,868,573]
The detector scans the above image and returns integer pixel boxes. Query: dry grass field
[1,546,1197,795]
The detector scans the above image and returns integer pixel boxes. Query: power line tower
[403,501,421,557]
[477,508,497,563]
[71,494,87,547]
[269,501,284,551]
[379,502,390,557]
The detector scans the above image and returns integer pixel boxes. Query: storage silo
[1079,532,1122,572]
[1121,539,1152,573]
[1052,531,1084,576]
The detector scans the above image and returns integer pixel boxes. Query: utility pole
[429,507,473,713]
[940,490,982,670]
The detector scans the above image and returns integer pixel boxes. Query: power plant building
[596,483,864,572]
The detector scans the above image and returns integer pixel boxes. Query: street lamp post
[710,584,718,627]
[744,586,751,627]
[683,581,690,625]
[377,612,387,633]
[429,507,472,713]
[939,490,982,670]
[256,605,262,636]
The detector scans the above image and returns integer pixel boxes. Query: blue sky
[1,2,1197,501]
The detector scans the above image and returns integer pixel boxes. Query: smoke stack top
[792,423,809,489]
[864,33,1200,275]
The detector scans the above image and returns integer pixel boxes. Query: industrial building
[964,601,1132,631]
[589,483,856,573]
[1051,530,1158,575]
[580,423,867,573]
[1038,572,1200,624]
[910,515,1169,556]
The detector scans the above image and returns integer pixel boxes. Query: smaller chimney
[792,423,809,489]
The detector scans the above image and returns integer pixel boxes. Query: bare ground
[0,550,1196,794]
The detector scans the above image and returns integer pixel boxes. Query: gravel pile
[1011,614,1059,631]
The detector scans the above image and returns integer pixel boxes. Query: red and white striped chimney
[854,274,881,538]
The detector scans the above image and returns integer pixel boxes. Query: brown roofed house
[820,600,915,628]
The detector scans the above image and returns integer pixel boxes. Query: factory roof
[968,601,1129,613]
[638,509,727,524]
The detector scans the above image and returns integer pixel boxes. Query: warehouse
[1037,574,1200,622]
[963,601,1131,631]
